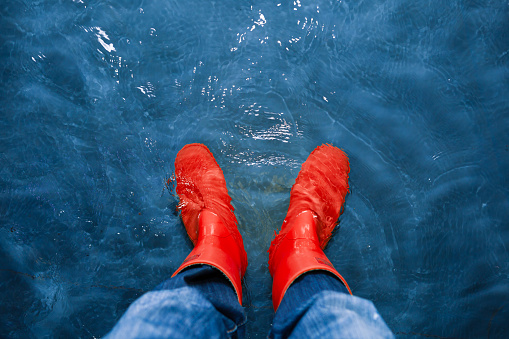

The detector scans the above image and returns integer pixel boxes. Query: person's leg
[273,271,348,325]
[106,265,246,339]
[268,144,353,312]
[106,144,248,338]
[170,144,248,305]
[156,265,246,333]
[267,144,393,338]
[270,271,393,338]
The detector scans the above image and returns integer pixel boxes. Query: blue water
[1,0,508,337]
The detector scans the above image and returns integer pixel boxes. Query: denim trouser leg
[269,271,394,339]
[106,265,246,338]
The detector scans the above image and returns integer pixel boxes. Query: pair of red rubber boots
[171,143,352,310]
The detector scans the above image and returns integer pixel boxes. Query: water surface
[1,0,508,337]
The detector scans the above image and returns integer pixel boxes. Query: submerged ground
[1,0,508,337]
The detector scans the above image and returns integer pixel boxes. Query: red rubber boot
[171,143,248,305]
[268,144,353,310]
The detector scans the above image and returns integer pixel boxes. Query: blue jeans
[106,265,394,338]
